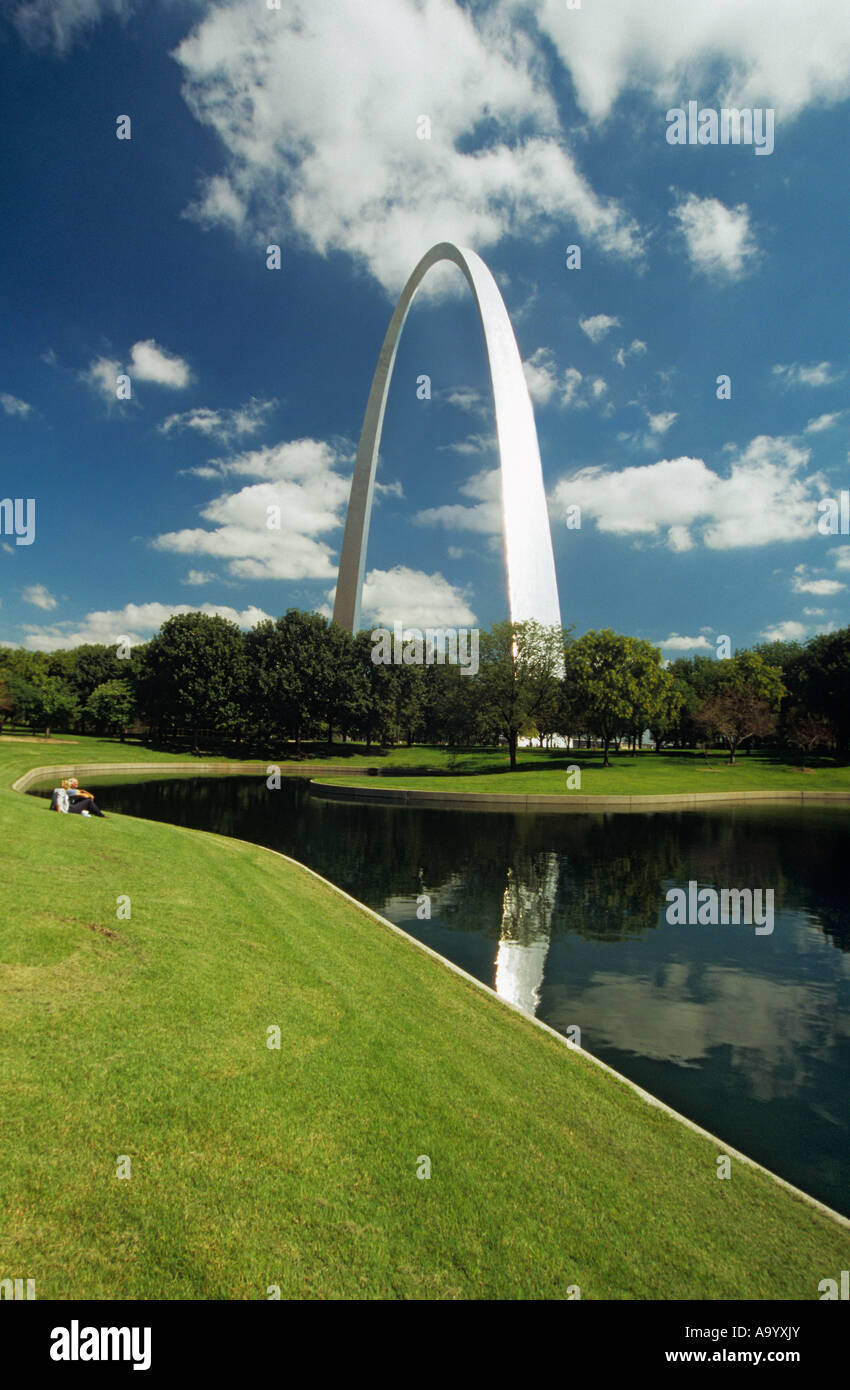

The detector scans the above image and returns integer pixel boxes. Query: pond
[32,772,850,1216]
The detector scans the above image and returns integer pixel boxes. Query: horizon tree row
[1,612,848,766]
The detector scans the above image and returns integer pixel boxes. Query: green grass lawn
[313,748,850,797]
[1,736,847,1298]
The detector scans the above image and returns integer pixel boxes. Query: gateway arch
[332,242,562,635]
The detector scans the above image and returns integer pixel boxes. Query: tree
[566,629,673,767]
[10,674,78,738]
[694,688,778,763]
[476,621,565,771]
[623,638,676,752]
[57,643,126,706]
[136,613,247,749]
[319,622,371,746]
[785,628,850,752]
[648,677,686,753]
[785,708,836,769]
[0,675,13,733]
[84,679,136,740]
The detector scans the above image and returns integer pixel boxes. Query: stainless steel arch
[332,242,562,635]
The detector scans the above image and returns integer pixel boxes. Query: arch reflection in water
[494,851,560,1015]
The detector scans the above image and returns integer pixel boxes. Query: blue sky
[1,0,848,654]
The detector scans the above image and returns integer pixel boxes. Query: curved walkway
[12,760,358,794]
[309,777,850,813]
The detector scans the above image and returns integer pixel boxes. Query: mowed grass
[315,748,850,797]
[0,738,848,1299]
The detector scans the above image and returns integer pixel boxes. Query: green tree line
[1,612,847,766]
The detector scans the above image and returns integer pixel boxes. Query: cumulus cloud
[81,340,190,404]
[507,0,850,121]
[20,600,271,652]
[579,314,620,343]
[791,564,845,596]
[830,547,850,571]
[356,565,476,628]
[551,436,827,550]
[155,436,353,581]
[81,355,123,405]
[522,351,607,411]
[760,620,809,642]
[441,387,487,415]
[658,634,714,652]
[173,0,643,298]
[671,195,757,277]
[773,362,839,388]
[1,392,32,417]
[128,340,191,389]
[522,348,560,406]
[186,173,246,233]
[647,410,677,436]
[21,583,57,611]
[161,397,274,444]
[415,467,501,535]
[181,569,216,586]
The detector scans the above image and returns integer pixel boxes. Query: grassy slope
[1,737,847,1299]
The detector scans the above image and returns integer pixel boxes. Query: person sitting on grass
[63,777,106,818]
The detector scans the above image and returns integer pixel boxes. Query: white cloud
[185,174,246,233]
[614,339,647,367]
[561,366,585,409]
[155,436,353,581]
[511,0,850,122]
[416,467,501,535]
[1,392,32,417]
[523,348,560,406]
[181,569,216,586]
[658,634,714,652]
[791,565,845,596]
[551,436,826,550]
[174,0,643,298]
[830,547,850,571]
[81,339,190,404]
[20,600,271,652]
[128,340,191,389]
[438,433,496,456]
[161,397,274,444]
[647,410,677,435]
[10,0,132,54]
[21,583,57,611]
[667,525,694,553]
[81,355,123,405]
[773,362,839,388]
[442,387,487,415]
[374,479,404,500]
[760,620,809,643]
[356,565,476,628]
[521,352,607,411]
[672,195,757,277]
[805,412,843,433]
[579,314,620,343]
